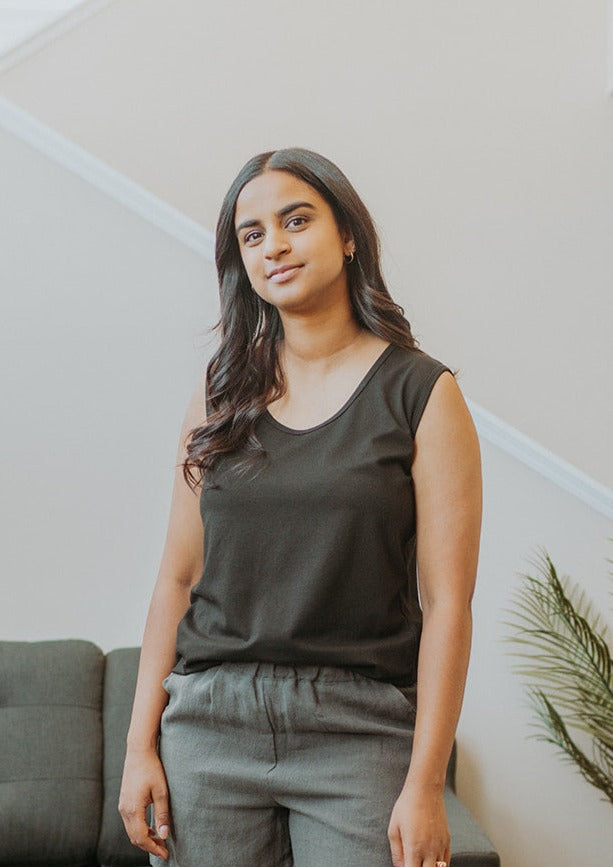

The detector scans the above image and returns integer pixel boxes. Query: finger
[387,823,403,867]
[436,837,451,867]
[122,812,169,859]
[146,826,170,859]
[152,787,171,840]
[402,843,426,867]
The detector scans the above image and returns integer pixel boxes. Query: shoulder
[387,345,453,380]
[413,362,478,470]
[383,345,456,438]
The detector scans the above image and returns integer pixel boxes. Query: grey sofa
[0,639,499,866]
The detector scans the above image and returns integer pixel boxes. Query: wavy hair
[183,147,428,489]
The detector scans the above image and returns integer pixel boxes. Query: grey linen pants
[151,662,417,867]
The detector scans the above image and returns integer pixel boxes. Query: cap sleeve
[403,352,453,439]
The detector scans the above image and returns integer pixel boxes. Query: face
[234,170,355,315]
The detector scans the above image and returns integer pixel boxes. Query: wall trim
[0,0,117,75]
[467,399,613,520]
[0,96,215,259]
[1,95,611,519]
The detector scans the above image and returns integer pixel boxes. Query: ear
[341,228,355,254]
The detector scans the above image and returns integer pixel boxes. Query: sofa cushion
[98,647,148,867]
[0,639,104,865]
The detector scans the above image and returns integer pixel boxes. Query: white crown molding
[0,97,215,259]
[1,96,611,519]
[0,0,116,75]
[467,398,613,520]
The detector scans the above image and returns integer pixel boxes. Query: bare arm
[118,380,207,859]
[388,371,482,867]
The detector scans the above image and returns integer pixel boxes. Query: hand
[118,745,171,860]
[387,781,451,867]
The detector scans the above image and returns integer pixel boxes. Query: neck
[278,308,365,367]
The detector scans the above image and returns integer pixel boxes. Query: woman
[119,147,482,867]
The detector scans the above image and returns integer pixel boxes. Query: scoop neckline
[263,342,397,435]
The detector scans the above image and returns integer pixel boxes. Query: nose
[263,226,291,259]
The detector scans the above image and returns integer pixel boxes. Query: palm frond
[504,547,613,803]
[530,690,613,804]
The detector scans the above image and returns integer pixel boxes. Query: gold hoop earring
[344,251,354,264]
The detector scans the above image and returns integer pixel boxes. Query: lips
[267,264,303,278]
[267,265,303,283]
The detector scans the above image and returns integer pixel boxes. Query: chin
[259,283,312,309]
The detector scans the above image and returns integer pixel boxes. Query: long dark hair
[184,147,426,489]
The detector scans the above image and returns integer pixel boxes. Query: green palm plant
[504,547,613,804]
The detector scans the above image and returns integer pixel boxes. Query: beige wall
[2,3,612,866]
[1,0,612,487]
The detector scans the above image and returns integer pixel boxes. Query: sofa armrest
[445,786,500,867]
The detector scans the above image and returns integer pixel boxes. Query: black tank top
[173,343,452,686]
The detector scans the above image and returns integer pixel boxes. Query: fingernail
[158,824,169,839]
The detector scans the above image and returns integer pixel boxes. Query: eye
[242,216,307,245]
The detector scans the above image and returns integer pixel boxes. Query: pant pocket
[161,671,175,693]
[389,682,417,713]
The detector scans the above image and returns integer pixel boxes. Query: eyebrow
[235,201,316,235]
